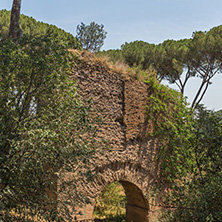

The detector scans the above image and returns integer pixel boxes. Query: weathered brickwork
[57,51,162,222]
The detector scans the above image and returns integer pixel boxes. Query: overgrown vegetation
[93,52,222,221]
[1,4,222,220]
[160,106,222,222]
[0,34,96,221]
[145,77,192,184]
[142,76,222,221]
[93,76,222,222]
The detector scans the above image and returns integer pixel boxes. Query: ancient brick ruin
[57,51,163,222]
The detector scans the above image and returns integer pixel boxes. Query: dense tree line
[98,25,222,109]
[0,9,81,49]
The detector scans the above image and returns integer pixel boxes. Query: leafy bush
[160,106,222,222]
[0,34,96,221]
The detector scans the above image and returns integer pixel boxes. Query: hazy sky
[1,0,222,110]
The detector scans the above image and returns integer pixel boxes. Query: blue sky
[1,0,222,110]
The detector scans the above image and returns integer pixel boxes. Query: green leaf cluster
[145,79,222,221]
[121,41,155,69]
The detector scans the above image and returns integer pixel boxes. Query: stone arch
[120,181,149,222]
[74,160,152,222]
[81,160,153,197]
[93,180,149,222]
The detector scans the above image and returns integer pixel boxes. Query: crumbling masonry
[57,51,163,222]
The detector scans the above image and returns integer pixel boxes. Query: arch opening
[93,181,126,221]
[93,180,149,222]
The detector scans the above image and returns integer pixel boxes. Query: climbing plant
[145,77,222,221]
[160,106,222,222]
[145,77,193,184]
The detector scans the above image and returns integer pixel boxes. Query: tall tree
[9,0,22,38]
[76,22,107,52]
[121,26,222,109]
[188,28,222,108]
[158,28,222,109]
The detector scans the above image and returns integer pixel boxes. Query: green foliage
[94,182,126,221]
[191,106,222,176]
[76,22,107,52]
[153,39,191,82]
[216,109,222,118]
[188,28,222,108]
[145,79,222,221]
[0,9,81,49]
[0,34,96,221]
[101,25,222,109]
[161,106,222,222]
[121,41,155,69]
[145,78,193,184]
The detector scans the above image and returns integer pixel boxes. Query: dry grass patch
[68,49,157,82]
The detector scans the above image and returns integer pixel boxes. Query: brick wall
[56,51,162,222]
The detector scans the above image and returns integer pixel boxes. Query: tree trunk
[9,0,22,38]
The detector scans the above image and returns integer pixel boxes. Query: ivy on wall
[145,77,193,183]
